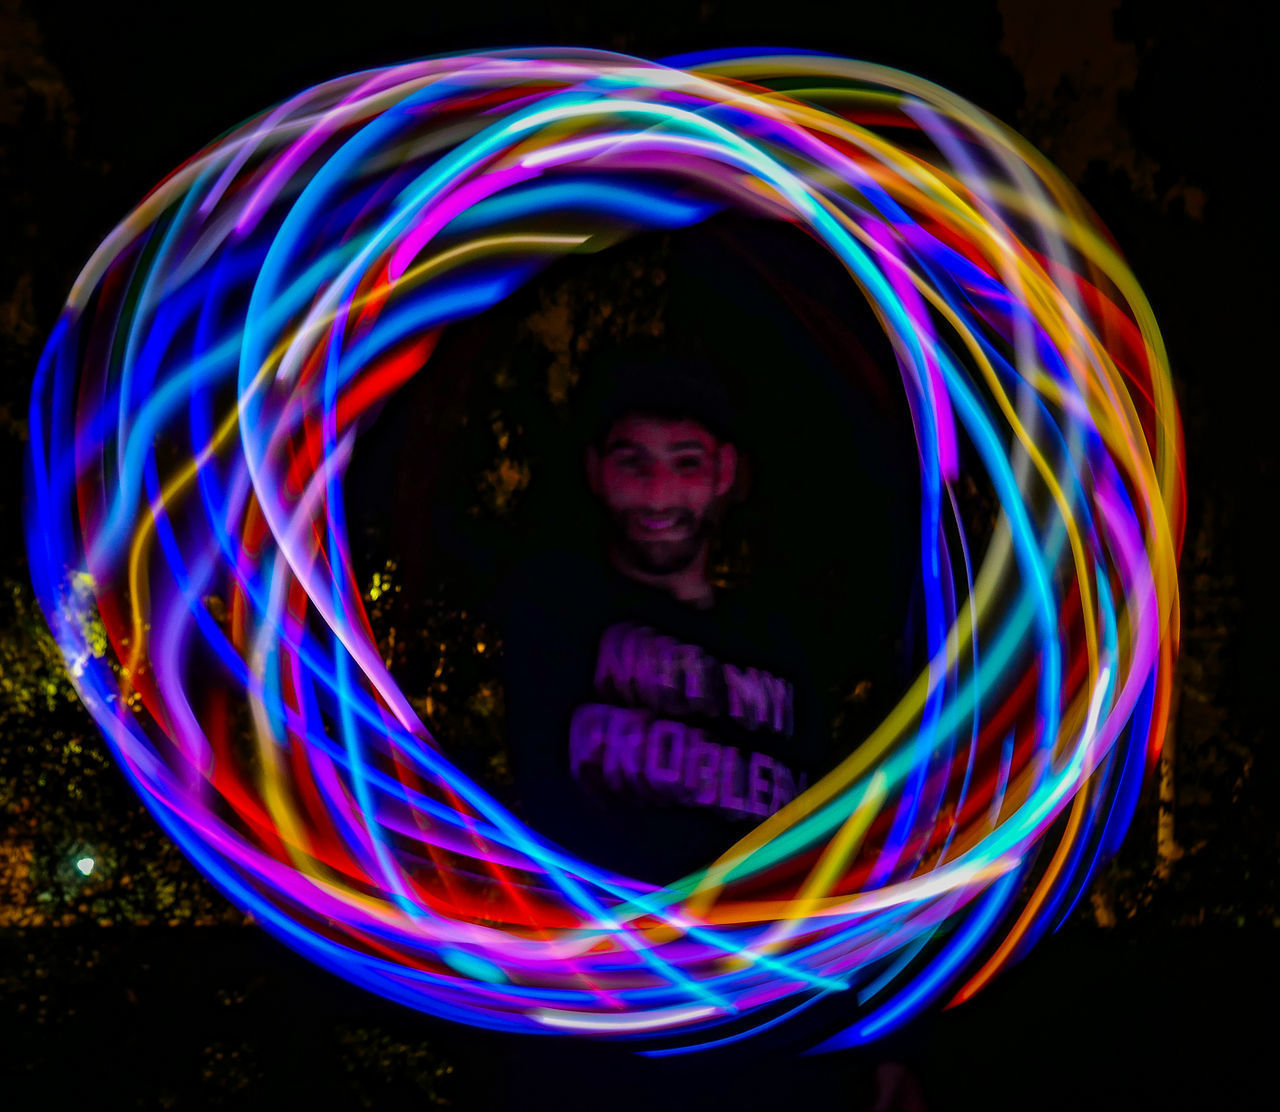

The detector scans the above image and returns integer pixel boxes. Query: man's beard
[610,508,713,576]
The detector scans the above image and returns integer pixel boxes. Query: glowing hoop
[26,48,1183,1051]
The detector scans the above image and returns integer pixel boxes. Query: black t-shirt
[496,549,830,885]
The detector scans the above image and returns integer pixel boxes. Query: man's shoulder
[714,584,804,648]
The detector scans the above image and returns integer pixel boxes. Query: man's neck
[609,546,715,610]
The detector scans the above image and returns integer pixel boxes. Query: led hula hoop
[26,49,1183,1051]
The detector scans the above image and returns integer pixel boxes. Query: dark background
[1,1,1274,1107]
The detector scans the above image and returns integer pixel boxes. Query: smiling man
[586,390,737,607]
[497,346,827,883]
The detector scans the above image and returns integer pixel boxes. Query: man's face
[587,415,738,577]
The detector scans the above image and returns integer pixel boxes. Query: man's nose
[640,463,680,503]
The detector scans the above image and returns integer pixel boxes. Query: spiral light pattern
[26,49,1183,1051]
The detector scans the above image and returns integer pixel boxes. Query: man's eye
[675,457,705,472]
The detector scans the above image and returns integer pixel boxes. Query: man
[491,346,930,1110]
[497,346,829,884]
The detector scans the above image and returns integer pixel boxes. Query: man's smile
[634,511,689,537]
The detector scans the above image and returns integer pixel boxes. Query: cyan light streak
[813,867,1024,1051]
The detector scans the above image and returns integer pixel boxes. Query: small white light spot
[75,857,95,877]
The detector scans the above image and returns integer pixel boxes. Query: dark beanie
[575,342,737,447]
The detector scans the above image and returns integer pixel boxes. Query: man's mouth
[636,511,685,535]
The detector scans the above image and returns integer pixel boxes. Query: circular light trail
[25,48,1183,1052]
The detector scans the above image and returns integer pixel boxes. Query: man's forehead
[603,415,718,452]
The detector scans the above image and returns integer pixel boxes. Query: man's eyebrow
[601,437,711,454]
